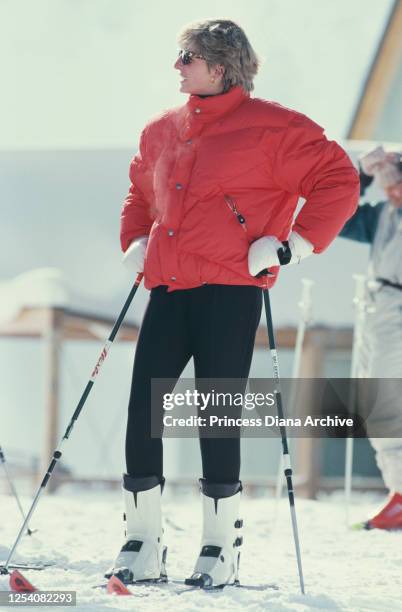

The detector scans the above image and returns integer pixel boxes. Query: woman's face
[174,49,224,96]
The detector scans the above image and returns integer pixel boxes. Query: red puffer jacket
[121,86,359,291]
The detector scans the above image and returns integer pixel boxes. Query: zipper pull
[224,195,247,231]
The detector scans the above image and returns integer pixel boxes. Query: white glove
[248,231,313,277]
[122,235,149,273]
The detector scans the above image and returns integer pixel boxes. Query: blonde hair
[178,19,260,93]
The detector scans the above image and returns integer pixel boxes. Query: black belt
[376,277,402,291]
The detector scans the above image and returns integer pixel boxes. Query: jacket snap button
[186,139,192,144]
[168,229,174,236]
[194,108,201,114]
[175,183,183,190]
[170,276,176,281]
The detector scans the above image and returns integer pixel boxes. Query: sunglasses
[177,49,206,65]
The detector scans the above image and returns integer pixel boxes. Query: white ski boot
[185,479,243,588]
[105,475,167,584]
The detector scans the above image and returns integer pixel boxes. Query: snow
[0,490,401,611]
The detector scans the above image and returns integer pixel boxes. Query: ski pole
[263,288,305,595]
[344,274,367,526]
[274,279,314,510]
[1,274,143,575]
[0,447,34,536]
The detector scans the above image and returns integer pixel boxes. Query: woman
[340,147,402,530]
[106,19,359,587]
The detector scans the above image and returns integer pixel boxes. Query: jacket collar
[186,86,249,124]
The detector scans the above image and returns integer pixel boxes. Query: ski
[0,561,54,573]
[8,568,278,597]
[8,570,37,593]
[101,575,191,597]
[96,574,279,596]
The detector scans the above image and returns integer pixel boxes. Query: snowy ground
[0,489,401,612]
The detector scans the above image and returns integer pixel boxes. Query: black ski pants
[126,284,262,483]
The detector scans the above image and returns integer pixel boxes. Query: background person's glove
[122,235,149,273]
[248,232,314,277]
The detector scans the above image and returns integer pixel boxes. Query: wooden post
[42,307,63,493]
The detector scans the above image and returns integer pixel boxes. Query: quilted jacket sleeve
[273,114,360,253]
[120,127,154,252]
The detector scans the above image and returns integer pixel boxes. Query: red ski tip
[106,575,132,596]
[9,570,37,593]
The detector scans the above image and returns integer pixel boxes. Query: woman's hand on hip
[248,232,314,277]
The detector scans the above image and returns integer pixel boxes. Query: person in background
[339,146,402,529]
[106,18,359,587]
